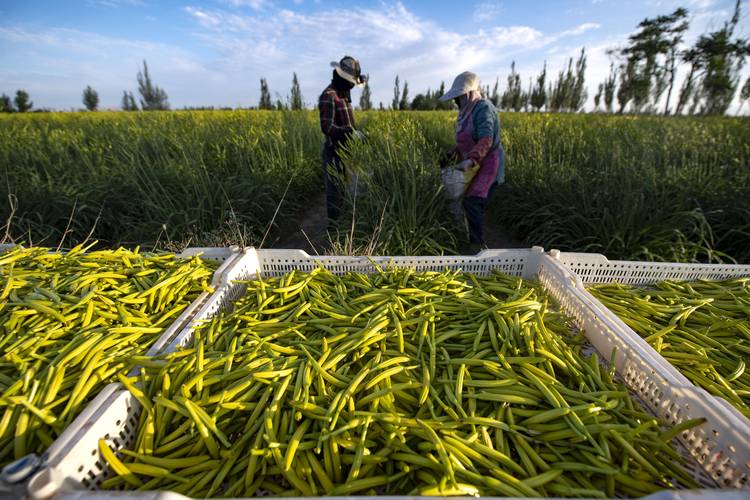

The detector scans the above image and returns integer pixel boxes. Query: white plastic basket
[547,250,750,488]
[162,247,545,353]
[0,246,239,361]
[28,247,748,498]
[140,246,241,358]
[0,247,240,491]
[553,251,750,286]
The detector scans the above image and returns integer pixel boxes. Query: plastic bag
[441,164,479,201]
[441,163,479,223]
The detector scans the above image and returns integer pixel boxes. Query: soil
[269,191,330,254]
[483,213,526,249]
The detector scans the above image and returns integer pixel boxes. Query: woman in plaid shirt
[319,56,366,221]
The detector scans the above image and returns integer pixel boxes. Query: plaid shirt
[319,84,355,145]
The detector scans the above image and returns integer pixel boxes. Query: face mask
[333,71,355,91]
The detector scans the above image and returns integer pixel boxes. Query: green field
[1,110,748,262]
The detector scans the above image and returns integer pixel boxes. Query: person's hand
[352,129,366,141]
[456,159,475,171]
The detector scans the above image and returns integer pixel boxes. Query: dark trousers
[322,142,344,220]
[463,182,497,244]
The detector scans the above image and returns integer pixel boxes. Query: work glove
[455,159,475,171]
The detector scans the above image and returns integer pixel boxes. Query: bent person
[440,71,505,247]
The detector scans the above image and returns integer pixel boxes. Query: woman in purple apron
[440,71,505,247]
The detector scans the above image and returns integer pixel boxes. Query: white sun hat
[330,56,367,87]
[439,71,480,101]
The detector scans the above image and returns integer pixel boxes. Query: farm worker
[440,71,505,247]
[319,55,367,221]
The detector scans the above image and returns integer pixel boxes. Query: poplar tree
[137,60,169,110]
[399,81,409,110]
[616,8,689,113]
[259,78,273,110]
[566,48,588,112]
[500,61,523,111]
[82,86,99,111]
[594,84,603,110]
[359,75,372,110]
[14,90,32,112]
[530,62,547,111]
[121,91,137,111]
[0,94,14,113]
[681,0,749,115]
[392,75,400,110]
[489,78,500,107]
[290,73,303,110]
[603,63,617,113]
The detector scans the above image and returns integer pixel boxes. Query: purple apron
[455,103,500,199]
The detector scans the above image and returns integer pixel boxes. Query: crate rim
[548,249,750,436]
[0,246,241,490]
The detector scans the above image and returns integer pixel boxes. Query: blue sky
[1,0,748,111]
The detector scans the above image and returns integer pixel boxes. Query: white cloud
[0,26,211,109]
[221,0,270,10]
[687,0,716,9]
[646,0,720,11]
[473,1,503,23]
[87,0,145,7]
[180,2,600,108]
[184,6,222,28]
[6,1,746,112]
[560,22,602,37]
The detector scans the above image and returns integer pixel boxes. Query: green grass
[0,110,320,248]
[494,113,750,262]
[1,110,748,262]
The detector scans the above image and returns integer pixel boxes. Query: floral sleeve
[468,102,496,164]
[468,137,493,165]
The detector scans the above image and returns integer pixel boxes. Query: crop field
[1,110,748,262]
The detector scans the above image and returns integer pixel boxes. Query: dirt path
[483,214,526,249]
[270,191,329,254]
[269,190,525,254]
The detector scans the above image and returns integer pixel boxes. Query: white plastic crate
[27,247,747,499]
[0,246,241,494]
[554,251,750,285]
[547,250,750,488]
[162,247,545,353]
[140,246,241,358]
[0,244,240,368]
[0,246,240,360]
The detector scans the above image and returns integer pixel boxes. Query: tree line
[0,60,169,113]
[596,1,750,115]
[2,1,748,115]
[254,1,749,115]
[393,1,748,114]
[0,91,33,113]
